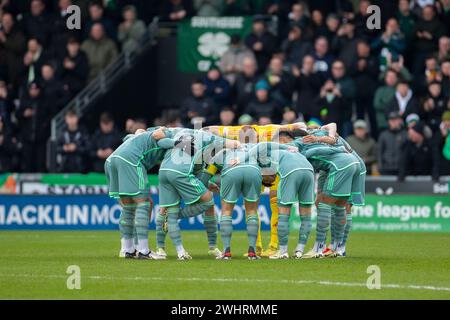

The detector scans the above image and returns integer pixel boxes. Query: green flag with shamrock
[177,16,253,72]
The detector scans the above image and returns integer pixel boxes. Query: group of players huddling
[104,122,366,261]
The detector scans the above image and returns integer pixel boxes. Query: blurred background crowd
[0,0,449,181]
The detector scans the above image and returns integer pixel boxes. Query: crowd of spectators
[162,0,450,181]
[56,110,126,173]
[0,0,148,172]
[0,0,449,181]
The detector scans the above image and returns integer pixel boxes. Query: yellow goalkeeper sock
[256,215,262,250]
[269,197,279,249]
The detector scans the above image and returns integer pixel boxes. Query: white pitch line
[1,273,450,292]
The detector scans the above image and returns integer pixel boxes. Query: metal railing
[47,18,159,170]
[50,14,277,141]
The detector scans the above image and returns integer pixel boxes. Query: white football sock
[176,245,185,255]
[121,238,134,253]
[137,239,149,255]
[313,241,324,253]
[295,244,305,253]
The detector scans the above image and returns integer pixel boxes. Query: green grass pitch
[0,230,450,299]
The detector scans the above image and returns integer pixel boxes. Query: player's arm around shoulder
[318,123,338,144]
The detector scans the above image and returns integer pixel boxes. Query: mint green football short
[350,170,366,206]
[317,158,365,205]
[220,166,262,203]
[321,163,359,199]
[277,169,315,207]
[158,170,207,207]
[105,157,148,199]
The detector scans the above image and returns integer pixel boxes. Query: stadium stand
[0,0,449,181]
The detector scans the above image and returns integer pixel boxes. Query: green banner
[177,16,253,72]
[290,195,450,232]
[351,195,450,232]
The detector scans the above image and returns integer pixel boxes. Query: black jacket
[57,126,89,173]
[49,12,80,59]
[420,95,447,133]
[245,97,281,123]
[180,95,219,128]
[0,129,18,172]
[265,71,295,107]
[442,76,450,100]
[21,12,52,46]
[59,50,89,96]
[0,96,13,126]
[332,35,359,69]
[313,94,346,126]
[294,72,322,118]
[354,13,381,42]
[90,129,122,172]
[17,94,50,143]
[40,78,71,114]
[386,95,421,121]
[398,137,440,181]
[233,73,258,114]
[413,18,447,53]
[245,31,277,71]
[19,50,51,85]
[281,38,313,65]
[159,0,194,21]
[348,55,379,98]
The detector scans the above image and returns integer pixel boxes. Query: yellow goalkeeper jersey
[216,124,294,142]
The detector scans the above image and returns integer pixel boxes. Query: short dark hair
[192,79,204,86]
[280,129,295,138]
[230,34,241,45]
[292,128,309,137]
[332,59,345,67]
[274,129,295,141]
[67,37,80,45]
[357,39,369,47]
[65,109,78,117]
[134,117,147,126]
[100,112,114,124]
[42,62,55,70]
[89,1,103,9]
[28,37,42,45]
[220,106,235,113]
[397,80,410,87]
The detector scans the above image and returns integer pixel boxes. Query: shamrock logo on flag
[197,32,230,59]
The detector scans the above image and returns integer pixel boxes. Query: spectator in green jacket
[439,109,450,177]
[371,18,406,72]
[397,0,417,45]
[81,23,118,81]
[441,110,450,162]
[346,120,377,174]
[374,69,399,131]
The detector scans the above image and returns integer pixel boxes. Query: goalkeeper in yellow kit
[203,123,303,257]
